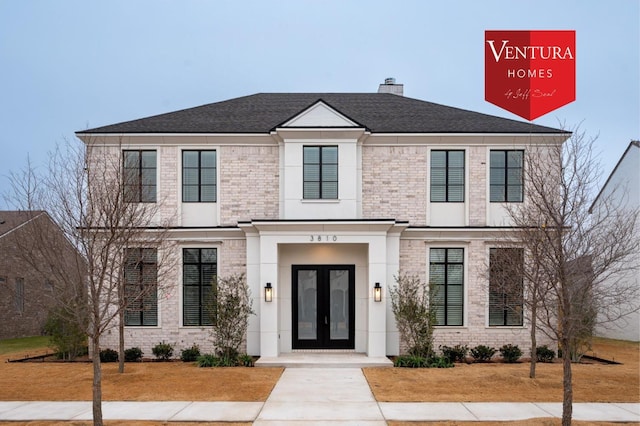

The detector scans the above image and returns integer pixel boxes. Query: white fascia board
[403,227,520,240]
[239,219,406,234]
[371,132,570,137]
[364,133,568,146]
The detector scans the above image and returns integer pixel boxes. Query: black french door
[292,265,355,349]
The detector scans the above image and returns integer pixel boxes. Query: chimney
[377,77,404,96]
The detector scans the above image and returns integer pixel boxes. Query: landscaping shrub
[44,308,87,361]
[152,341,174,361]
[440,344,468,363]
[536,345,556,363]
[499,344,523,363]
[195,351,254,367]
[470,345,496,362]
[180,344,201,362]
[394,355,428,368]
[196,354,221,367]
[124,347,143,362]
[99,348,118,363]
[428,356,454,368]
[237,353,254,367]
[394,354,453,368]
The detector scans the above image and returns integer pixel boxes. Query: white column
[244,228,261,356]
[385,229,402,355]
[367,235,387,357]
[259,235,279,357]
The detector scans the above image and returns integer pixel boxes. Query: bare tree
[502,125,639,426]
[206,273,254,362]
[5,138,174,426]
[488,224,556,379]
[389,274,437,358]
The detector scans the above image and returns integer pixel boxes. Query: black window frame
[303,146,338,200]
[123,150,157,203]
[182,150,217,203]
[489,248,524,326]
[490,150,524,203]
[430,150,465,202]
[124,248,158,327]
[182,248,217,326]
[429,248,464,326]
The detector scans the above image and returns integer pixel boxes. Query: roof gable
[0,211,45,240]
[280,100,361,128]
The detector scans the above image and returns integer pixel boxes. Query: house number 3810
[310,235,338,242]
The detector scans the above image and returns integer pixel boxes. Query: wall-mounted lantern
[374,282,382,302]
[264,282,273,302]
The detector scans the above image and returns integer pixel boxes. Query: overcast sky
[1,0,638,200]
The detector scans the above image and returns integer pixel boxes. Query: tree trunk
[118,309,125,373]
[561,335,573,426]
[91,336,103,426]
[529,304,537,379]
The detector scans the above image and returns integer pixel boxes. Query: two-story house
[76,80,569,363]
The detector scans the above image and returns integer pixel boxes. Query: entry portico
[240,220,407,358]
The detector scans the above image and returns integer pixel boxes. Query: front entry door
[292,265,355,349]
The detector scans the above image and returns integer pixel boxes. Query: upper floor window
[431,150,464,202]
[490,150,523,202]
[183,248,217,326]
[429,248,464,326]
[123,150,157,203]
[303,146,338,199]
[183,150,217,202]
[124,248,158,327]
[489,248,524,326]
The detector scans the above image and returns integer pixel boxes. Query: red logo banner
[485,30,576,121]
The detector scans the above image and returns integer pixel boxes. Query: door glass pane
[297,270,317,340]
[330,270,349,340]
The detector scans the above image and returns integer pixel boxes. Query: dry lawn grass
[364,337,639,403]
[0,337,637,426]
[0,349,282,402]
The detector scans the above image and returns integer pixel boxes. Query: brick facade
[219,145,279,225]
[0,213,84,340]
[82,95,562,359]
[362,145,427,224]
[99,239,249,357]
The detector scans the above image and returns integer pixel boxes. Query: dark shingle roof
[78,93,564,134]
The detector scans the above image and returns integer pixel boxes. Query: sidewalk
[0,368,638,424]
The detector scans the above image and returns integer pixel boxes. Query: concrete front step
[255,352,393,368]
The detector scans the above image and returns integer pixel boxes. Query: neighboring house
[0,211,82,339]
[76,80,569,360]
[590,141,640,342]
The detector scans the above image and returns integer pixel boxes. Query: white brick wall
[468,146,487,226]
[219,145,279,225]
[99,239,249,358]
[399,238,552,358]
[362,146,427,224]
[91,135,555,358]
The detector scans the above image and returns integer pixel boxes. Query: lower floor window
[124,248,158,326]
[489,248,524,326]
[429,248,464,326]
[183,248,217,326]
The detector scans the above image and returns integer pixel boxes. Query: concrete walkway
[0,368,638,424]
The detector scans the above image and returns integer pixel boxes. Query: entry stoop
[255,351,393,368]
